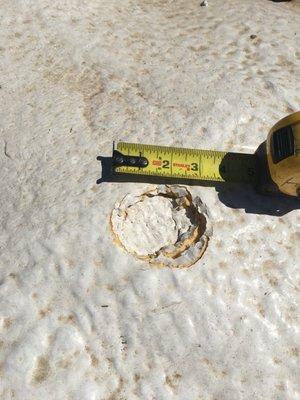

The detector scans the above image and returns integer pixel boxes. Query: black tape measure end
[112,150,148,169]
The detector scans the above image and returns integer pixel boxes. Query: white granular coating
[114,195,179,256]
[0,0,300,399]
[111,185,212,266]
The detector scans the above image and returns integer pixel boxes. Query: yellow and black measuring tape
[112,142,258,184]
[106,112,300,197]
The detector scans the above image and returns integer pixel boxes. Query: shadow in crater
[96,142,299,216]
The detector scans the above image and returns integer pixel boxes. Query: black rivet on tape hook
[112,150,149,168]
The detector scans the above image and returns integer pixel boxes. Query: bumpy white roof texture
[0,0,299,399]
[111,185,212,267]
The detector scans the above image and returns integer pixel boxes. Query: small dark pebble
[250,34,257,40]
[101,305,109,308]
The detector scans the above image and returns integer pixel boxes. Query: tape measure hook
[112,150,149,169]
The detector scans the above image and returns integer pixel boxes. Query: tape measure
[102,112,300,197]
[112,142,258,184]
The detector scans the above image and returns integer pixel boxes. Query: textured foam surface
[111,185,212,267]
[0,0,299,399]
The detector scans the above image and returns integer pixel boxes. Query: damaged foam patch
[110,185,212,268]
